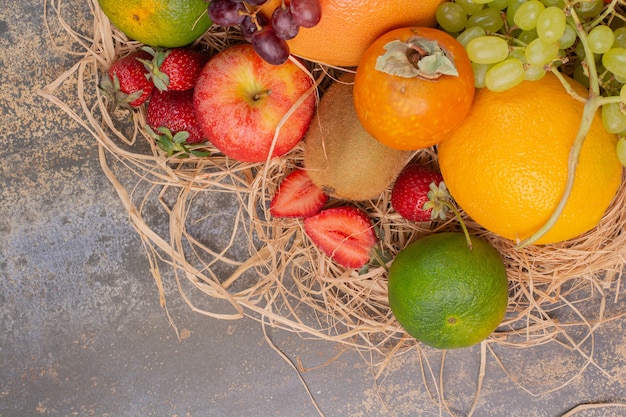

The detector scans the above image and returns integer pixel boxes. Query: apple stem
[253,89,271,101]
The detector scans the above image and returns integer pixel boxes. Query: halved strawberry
[270,169,329,218]
[303,206,378,269]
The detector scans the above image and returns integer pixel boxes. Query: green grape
[558,24,577,49]
[508,44,544,82]
[466,36,510,64]
[456,0,485,15]
[513,0,545,31]
[539,0,564,7]
[508,47,526,61]
[573,64,590,88]
[587,25,615,54]
[466,7,505,32]
[525,65,547,80]
[575,40,600,63]
[602,102,626,134]
[536,6,566,43]
[437,2,468,33]
[554,48,566,66]
[473,0,495,4]
[518,29,538,44]
[616,138,626,168]
[612,27,626,49]
[523,57,547,80]
[506,0,528,27]
[472,62,492,88]
[525,38,559,65]
[572,0,603,19]
[602,48,626,79]
[488,0,511,11]
[621,85,626,103]
[456,26,487,48]
[485,58,525,91]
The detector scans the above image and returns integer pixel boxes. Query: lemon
[388,232,509,349]
[98,0,212,48]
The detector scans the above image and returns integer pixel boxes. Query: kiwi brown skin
[303,75,412,201]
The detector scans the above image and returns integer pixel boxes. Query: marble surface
[1,1,626,416]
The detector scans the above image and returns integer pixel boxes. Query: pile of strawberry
[100,47,210,156]
[270,165,443,269]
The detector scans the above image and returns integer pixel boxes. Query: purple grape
[208,0,246,26]
[245,0,269,5]
[240,13,267,43]
[290,0,321,28]
[251,27,290,65]
[271,7,300,40]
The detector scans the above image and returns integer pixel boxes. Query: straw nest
[42,0,626,377]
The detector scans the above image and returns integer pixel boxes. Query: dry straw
[42,0,626,409]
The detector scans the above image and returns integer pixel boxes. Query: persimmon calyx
[375,36,458,79]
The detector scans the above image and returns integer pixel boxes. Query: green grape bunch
[435,0,626,164]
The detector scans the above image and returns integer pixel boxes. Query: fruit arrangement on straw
[41,0,626,361]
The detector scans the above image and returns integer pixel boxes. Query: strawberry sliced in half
[270,169,329,218]
[304,206,378,269]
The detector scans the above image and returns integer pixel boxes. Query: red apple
[193,44,316,163]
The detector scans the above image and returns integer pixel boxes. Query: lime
[388,232,509,349]
[98,0,212,48]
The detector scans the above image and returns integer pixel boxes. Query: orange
[438,73,623,245]
[98,0,212,48]
[388,232,509,350]
[260,0,447,67]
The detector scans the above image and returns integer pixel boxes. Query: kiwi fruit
[303,75,412,201]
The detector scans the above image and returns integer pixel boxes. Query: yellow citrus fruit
[388,232,509,350]
[260,0,447,67]
[438,73,623,245]
[98,0,212,48]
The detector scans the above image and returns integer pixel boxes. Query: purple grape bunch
[206,0,322,65]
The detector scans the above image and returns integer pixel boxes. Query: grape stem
[588,0,620,29]
[514,4,607,249]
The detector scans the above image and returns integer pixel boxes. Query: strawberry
[146,89,207,155]
[141,47,208,92]
[303,206,378,269]
[101,50,155,108]
[391,164,444,222]
[270,169,329,218]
